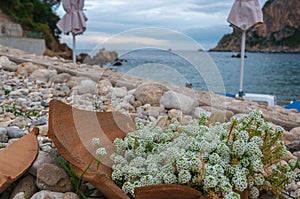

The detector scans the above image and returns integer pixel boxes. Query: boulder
[290,127,300,140]
[0,56,18,72]
[134,83,168,105]
[72,79,97,95]
[15,62,43,76]
[200,106,234,123]
[36,163,72,192]
[29,69,57,82]
[124,94,135,105]
[283,131,296,143]
[145,109,160,118]
[160,91,198,115]
[66,76,81,89]
[193,107,212,118]
[181,115,193,125]
[97,79,113,96]
[112,87,127,98]
[49,73,71,84]
[168,109,183,120]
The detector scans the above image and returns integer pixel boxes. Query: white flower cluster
[109,110,298,198]
[92,137,107,159]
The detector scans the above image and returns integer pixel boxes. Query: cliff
[211,0,300,53]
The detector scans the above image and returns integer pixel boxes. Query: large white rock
[49,73,71,83]
[97,78,113,96]
[0,56,18,71]
[134,83,168,105]
[29,69,57,82]
[289,127,300,141]
[160,91,198,115]
[16,62,43,76]
[72,79,97,95]
[193,107,212,118]
[112,87,127,98]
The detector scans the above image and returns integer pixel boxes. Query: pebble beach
[0,45,300,199]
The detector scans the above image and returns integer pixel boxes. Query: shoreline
[0,44,300,198]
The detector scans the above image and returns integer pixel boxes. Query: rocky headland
[0,45,300,198]
[211,0,300,53]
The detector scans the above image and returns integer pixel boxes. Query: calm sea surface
[84,49,300,106]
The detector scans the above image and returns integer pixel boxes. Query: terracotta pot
[48,99,134,199]
[48,100,249,199]
[135,184,209,199]
[0,128,39,192]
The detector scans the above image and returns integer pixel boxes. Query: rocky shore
[0,44,300,199]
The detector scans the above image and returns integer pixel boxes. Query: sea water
[83,49,300,106]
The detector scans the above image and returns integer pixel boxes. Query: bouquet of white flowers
[94,110,299,199]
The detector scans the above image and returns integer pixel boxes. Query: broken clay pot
[0,128,39,192]
[47,100,248,199]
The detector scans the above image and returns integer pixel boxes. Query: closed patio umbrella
[227,0,263,97]
[57,0,88,63]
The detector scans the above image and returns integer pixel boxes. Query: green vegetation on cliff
[0,0,61,50]
[211,0,300,53]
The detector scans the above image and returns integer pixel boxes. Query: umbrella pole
[238,30,246,97]
[72,34,76,63]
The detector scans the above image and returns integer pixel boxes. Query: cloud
[57,0,268,50]
[65,28,205,52]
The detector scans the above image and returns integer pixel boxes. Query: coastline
[0,44,300,198]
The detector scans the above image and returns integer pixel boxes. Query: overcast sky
[56,0,267,51]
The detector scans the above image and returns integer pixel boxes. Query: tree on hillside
[0,0,62,50]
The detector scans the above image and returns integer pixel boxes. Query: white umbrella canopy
[57,0,88,63]
[227,0,263,97]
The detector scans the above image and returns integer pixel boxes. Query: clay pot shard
[0,128,39,192]
[47,99,135,199]
[135,184,209,199]
[47,100,251,199]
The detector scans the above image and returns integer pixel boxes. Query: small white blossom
[233,175,247,192]
[112,169,123,181]
[163,173,177,184]
[209,153,222,165]
[250,136,263,147]
[178,170,192,184]
[96,147,107,156]
[249,186,259,199]
[91,138,100,146]
[225,191,241,199]
[140,175,154,186]
[232,139,246,156]
[109,110,294,197]
[122,182,133,195]
[204,175,218,188]
[253,173,264,186]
